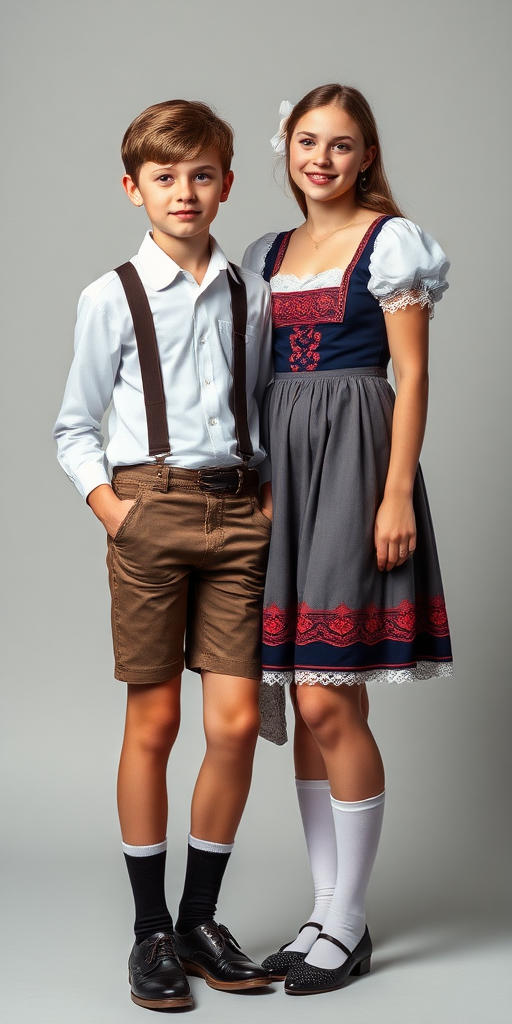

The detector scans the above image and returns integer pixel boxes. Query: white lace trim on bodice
[271,268,344,292]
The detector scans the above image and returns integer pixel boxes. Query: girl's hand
[374,493,416,571]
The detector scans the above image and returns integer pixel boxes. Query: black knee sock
[176,843,231,934]
[124,850,174,944]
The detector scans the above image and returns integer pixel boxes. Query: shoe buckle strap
[317,932,352,958]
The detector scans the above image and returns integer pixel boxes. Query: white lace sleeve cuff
[242,233,279,276]
[368,218,450,319]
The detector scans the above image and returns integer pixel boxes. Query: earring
[359,169,368,192]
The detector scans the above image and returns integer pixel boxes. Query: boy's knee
[139,716,180,757]
[126,692,181,758]
[208,706,261,752]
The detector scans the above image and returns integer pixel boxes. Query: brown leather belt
[197,466,246,494]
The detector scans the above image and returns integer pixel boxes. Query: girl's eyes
[298,139,350,152]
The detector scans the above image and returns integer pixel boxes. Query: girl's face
[288,104,375,206]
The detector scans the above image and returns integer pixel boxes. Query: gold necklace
[305,212,361,250]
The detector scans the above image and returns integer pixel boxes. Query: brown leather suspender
[227,263,253,463]
[115,262,171,458]
[114,261,254,464]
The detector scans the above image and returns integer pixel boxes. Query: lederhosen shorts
[107,463,271,683]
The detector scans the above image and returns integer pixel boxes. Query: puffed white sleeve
[242,233,278,277]
[368,218,450,318]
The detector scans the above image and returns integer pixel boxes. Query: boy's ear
[122,174,144,207]
[219,170,235,203]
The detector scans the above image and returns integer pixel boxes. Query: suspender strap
[228,264,253,463]
[115,260,253,465]
[115,262,171,458]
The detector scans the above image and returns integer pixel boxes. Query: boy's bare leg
[174,671,269,987]
[190,671,261,842]
[117,676,182,844]
[117,676,183,964]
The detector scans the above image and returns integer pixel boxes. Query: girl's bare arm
[374,303,429,571]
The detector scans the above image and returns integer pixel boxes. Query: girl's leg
[283,683,371,954]
[117,677,182,943]
[278,687,336,954]
[176,671,261,933]
[294,683,384,971]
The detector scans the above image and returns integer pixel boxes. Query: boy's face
[122,148,233,249]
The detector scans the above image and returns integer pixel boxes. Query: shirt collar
[135,231,233,291]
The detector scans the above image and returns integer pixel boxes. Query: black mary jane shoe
[261,921,323,981]
[128,931,193,1009]
[284,926,372,995]
[174,921,271,991]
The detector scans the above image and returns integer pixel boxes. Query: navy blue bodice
[263,216,392,372]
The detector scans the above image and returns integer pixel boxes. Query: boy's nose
[176,181,197,202]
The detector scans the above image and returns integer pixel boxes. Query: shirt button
[209,417,218,426]
[204,378,211,385]
[200,337,206,345]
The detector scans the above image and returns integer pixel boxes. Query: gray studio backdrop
[1,2,511,1023]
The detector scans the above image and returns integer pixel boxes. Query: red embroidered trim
[271,217,385,328]
[263,596,450,648]
[272,231,294,276]
[289,326,322,371]
[272,288,340,328]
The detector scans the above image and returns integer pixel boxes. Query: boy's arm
[54,288,121,501]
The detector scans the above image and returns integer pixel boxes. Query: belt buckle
[234,466,244,494]
[198,467,245,494]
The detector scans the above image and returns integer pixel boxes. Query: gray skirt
[260,367,452,745]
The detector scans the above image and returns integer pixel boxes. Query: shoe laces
[145,934,176,965]
[218,923,242,950]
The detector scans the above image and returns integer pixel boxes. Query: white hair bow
[270,100,294,155]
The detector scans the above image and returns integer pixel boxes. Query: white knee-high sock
[305,791,385,970]
[284,779,337,954]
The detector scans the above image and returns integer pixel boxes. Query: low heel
[351,955,371,977]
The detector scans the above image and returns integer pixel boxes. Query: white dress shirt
[55,232,273,499]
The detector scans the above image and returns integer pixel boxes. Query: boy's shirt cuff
[74,461,111,501]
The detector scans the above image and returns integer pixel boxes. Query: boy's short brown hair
[121,100,234,182]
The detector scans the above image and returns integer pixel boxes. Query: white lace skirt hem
[262,662,453,687]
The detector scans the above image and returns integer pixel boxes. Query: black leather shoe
[284,926,372,995]
[128,932,193,1009]
[261,921,322,981]
[174,921,271,991]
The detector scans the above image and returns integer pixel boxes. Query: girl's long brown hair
[285,84,403,219]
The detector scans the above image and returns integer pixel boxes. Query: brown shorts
[106,464,271,684]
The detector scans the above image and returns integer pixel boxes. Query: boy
[54,100,273,1010]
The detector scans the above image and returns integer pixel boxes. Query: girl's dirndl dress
[243,216,453,745]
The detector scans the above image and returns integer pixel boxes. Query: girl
[243,84,452,996]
